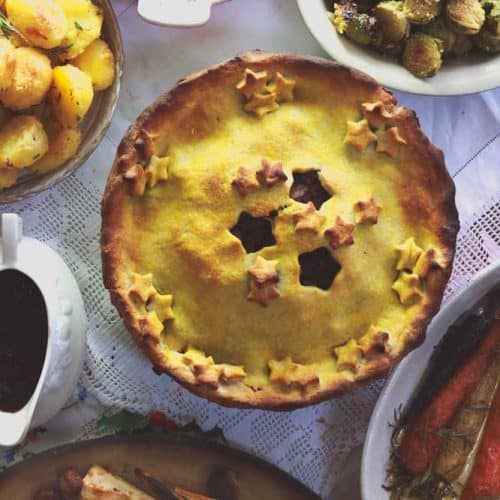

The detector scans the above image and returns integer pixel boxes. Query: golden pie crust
[101,52,459,409]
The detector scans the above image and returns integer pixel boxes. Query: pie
[101,51,459,409]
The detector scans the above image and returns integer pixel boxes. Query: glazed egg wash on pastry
[101,52,458,409]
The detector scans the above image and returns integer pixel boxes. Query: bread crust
[101,51,459,410]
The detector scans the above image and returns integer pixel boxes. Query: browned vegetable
[396,319,500,475]
[433,359,498,481]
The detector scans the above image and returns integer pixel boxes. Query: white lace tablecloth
[1,1,500,498]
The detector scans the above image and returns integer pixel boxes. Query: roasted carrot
[433,359,498,481]
[461,384,500,500]
[397,320,500,475]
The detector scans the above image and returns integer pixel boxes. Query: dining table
[1,1,499,498]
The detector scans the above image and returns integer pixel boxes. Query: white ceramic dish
[138,0,229,27]
[0,214,87,446]
[361,259,500,500]
[297,0,500,96]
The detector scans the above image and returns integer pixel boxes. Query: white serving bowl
[361,259,500,500]
[297,0,500,96]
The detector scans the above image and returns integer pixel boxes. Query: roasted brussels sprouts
[402,33,443,77]
[419,17,456,52]
[446,0,485,34]
[449,32,474,54]
[374,1,409,42]
[332,2,377,45]
[475,0,500,51]
[403,0,441,24]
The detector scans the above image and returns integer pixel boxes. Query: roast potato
[0,167,18,188]
[0,46,52,110]
[0,37,15,91]
[73,38,115,91]
[31,124,81,174]
[0,115,48,168]
[5,0,67,49]
[47,64,93,127]
[58,0,103,60]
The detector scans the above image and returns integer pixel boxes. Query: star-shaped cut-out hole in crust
[395,237,423,271]
[267,72,296,103]
[231,165,259,197]
[392,271,423,305]
[414,248,445,278]
[344,119,377,152]
[257,158,288,187]
[247,256,280,307]
[298,247,341,291]
[243,92,279,117]
[268,357,319,388]
[123,164,146,197]
[289,170,332,209]
[376,127,407,158]
[235,68,268,98]
[354,197,382,225]
[230,211,276,253]
[325,216,355,250]
[293,202,326,234]
[145,155,170,189]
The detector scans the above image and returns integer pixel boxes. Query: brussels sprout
[419,16,456,52]
[475,0,500,51]
[403,0,441,24]
[446,0,485,34]
[332,2,377,45]
[402,33,443,77]
[374,1,409,42]
[449,32,474,54]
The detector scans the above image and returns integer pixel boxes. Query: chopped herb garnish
[74,21,83,30]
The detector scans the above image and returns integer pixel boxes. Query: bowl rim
[360,258,500,500]
[0,0,124,205]
[296,0,500,96]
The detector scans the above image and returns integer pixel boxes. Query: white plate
[297,0,500,95]
[138,0,228,27]
[361,259,500,500]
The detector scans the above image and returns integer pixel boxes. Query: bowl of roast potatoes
[0,0,123,202]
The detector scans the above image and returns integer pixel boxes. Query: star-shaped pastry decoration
[414,248,445,278]
[334,339,362,372]
[235,68,268,98]
[232,165,259,196]
[267,72,296,103]
[324,216,355,250]
[293,202,326,234]
[361,101,395,128]
[395,237,423,271]
[268,357,319,388]
[220,364,246,382]
[354,197,382,225]
[359,326,390,360]
[145,155,170,189]
[376,127,407,158]
[138,312,164,340]
[247,256,280,307]
[182,348,219,388]
[244,91,279,117]
[392,272,423,305]
[129,272,156,303]
[123,164,146,197]
[344,119,377,152]
[257,158,288,186]
[151,293,174,322]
